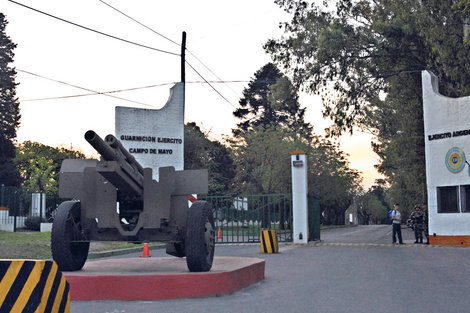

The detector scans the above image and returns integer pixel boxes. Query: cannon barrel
[85,130,145,196]
[105,134,144,175]
[85,130,117,161]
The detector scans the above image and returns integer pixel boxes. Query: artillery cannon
[51,130,215,272]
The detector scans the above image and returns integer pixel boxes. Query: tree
[231,62,361,224]
[231,63,314,194]
[368,179,391,213]
[355,190,388,225]
[20,156,58,194]
[370,75,427,213]
[230,126,299,228]
[265,0,434,135]
[230,124,361,224]
[265,0,470,212]
[307,137,361,225]
[0,13,21,186]
[233,63,312,139]
[230,125,294,195]
[184,123,236,195]
[15,142,86,193]
[419,0,470,96]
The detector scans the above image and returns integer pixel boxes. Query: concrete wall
[422,71,470,245]
[0,216,26,231]
[115,82,184,180]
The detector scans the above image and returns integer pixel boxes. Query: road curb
[64,257,265,301]
[87,243,166,259]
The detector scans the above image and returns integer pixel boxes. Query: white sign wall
[422,70,470,243]
[115,82,184,180]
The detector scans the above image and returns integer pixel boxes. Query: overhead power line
[96,0,241,106]
[10,0,243,134]
[17,69,155,107]
[97,0,180,47]
[184,118,225,140]
[186,50,241,98]
[17,68,228,139]
[18,69,250,102]
[10,0,240,110]
[185,62,238,109]
[19,81,178,102]
[7,0,180,56]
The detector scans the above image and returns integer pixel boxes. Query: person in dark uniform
[410,205,424,243]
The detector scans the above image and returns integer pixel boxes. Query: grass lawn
[0,231,142,260]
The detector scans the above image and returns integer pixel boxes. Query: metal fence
[0,185,320,241]
[200,194,320,244]
[0,185,62,231]
[201,194,294,243]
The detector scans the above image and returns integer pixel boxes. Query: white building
[422,71,470,246]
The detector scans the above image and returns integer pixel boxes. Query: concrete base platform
[63,257,265,301]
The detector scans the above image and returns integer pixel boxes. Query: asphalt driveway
[72,226,470,313]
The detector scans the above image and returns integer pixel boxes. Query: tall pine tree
[0,13,21,186]
[233,63,312,140]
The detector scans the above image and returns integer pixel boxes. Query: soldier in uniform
[410,205,424,243]
[422,204,429,244]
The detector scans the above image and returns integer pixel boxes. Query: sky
[2,0,382,188]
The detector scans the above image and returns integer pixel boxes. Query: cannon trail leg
[51,201,90,271]
[185,201,215,272]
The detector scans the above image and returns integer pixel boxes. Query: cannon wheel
[186,201,215,272]
[51,201,89,271]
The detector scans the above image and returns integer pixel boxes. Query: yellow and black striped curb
[0,260,69,313]
[260,230,279,253]
[289,242,441,248]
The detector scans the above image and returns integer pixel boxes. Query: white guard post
[291,151,308,244]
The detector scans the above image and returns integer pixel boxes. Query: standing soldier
[422,204,429,244]
[410,205,424,243]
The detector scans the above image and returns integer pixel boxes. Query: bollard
[0,260,70,313]
[260,230,278,253]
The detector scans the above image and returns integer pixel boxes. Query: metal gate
[201,194,293,243]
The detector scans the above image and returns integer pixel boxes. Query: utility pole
[181,31,186,116]
[181,31,186,83]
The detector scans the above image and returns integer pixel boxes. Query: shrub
[24,216,46,231]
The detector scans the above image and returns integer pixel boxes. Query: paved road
[71,226,470,313]
[320,224,416,244]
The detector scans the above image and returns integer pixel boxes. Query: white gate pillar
[291,151,308,244]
